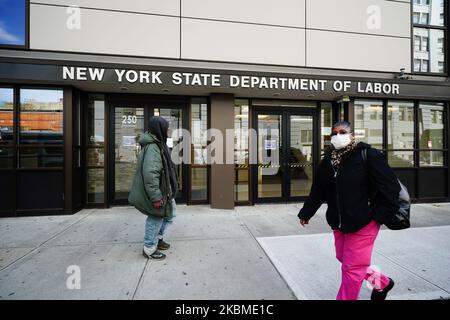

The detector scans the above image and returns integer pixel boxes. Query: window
[0,88,14,168]
[421,13,429,25]
[388,101,415,168]
[413,0,446,73]
[320,102,332,152]
[234,99,250,203]
[19,89,63,145]
[19,89,64,168]
[190,98,208,202]
[419,102,445,166]
[354,99,447,169]
[353,100,383,149]
[0,88,14,146]
[0,0,26,46]
[85,94,105,203]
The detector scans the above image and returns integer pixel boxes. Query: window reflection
[388,101,415,149]
[115,107,144,200]
[86,94,105,146]
[191,167,208,201]
[419,102,445,167]
[20,89,64,145]
[388,151,415,168]
[85,94,105,204]
[19,147,63,168]
[87,168,105,203]
[321,102,332,153]
[413,0,446,73]
[419,102,444,149]
[0,88,14,145]
[413,28,445,73]
[191,98,208,202]
[234,99,250,202]
[353,100,383,149]
[191,99,208,165]
[413,0,444,27]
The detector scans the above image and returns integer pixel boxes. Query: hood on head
[148,116,169,143]
[137,132,158,146]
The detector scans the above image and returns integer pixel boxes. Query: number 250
[122,115,137,125]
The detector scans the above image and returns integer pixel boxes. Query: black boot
[158,239,171,251]
[371,278,395,301]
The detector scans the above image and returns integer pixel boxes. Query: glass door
[256,113,285,200]
[108,97,189,206]
[153,107,186,202]
[288,115,314,198]
[253,109,316,203]
[113,106,145,203]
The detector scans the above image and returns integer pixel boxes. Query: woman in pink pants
[298,121,399,300]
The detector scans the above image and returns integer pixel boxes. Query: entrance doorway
[108,96,188,205]
[252,108,317,203]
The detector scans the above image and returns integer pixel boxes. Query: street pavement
[1,202,450,300]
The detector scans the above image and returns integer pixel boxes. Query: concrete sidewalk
[1,203,450,300]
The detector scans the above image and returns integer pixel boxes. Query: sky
[21,89,64,103]
[1,88,64,107]
[0,0,26,45]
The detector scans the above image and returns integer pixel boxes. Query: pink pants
[333,219,391,300]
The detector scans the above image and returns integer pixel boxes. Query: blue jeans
[144,198,176,252]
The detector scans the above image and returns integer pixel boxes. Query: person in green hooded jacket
[128,116,178,260]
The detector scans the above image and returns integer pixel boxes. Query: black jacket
[298,142,401,233]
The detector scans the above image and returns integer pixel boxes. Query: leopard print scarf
[330,139,357,169]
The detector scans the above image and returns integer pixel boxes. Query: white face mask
[331,133,352,150]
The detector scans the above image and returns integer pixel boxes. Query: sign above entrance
[62,66,400,95]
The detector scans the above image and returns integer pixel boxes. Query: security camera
[396,68,412,80]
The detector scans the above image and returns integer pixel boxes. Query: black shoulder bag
[362,148,411,230]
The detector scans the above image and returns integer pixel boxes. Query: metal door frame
[251,106,319,203]
[106,94,189,206]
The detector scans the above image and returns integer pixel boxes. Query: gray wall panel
[30,0,180,16]
[182,0,305,28]
[30,4,180,58]
[307,0,411,38]
[307,30,411,72]
[181,19,305,66]
[27,0,414,73]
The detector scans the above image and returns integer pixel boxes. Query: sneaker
[158,239,171,251]
[371,278,395,301]
[142,247,166,260]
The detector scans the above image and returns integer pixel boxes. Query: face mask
[331,133,352,150]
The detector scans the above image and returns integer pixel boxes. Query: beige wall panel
[30,4,180,58]
[306,30,411,72]
[182,0,305,27]
[307,0,410,37]
[30,0,180,16]
[182,19,305,66]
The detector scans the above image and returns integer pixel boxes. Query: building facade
[0,0,450,217]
